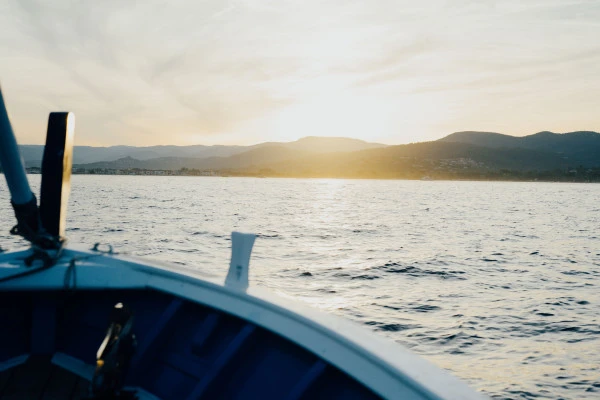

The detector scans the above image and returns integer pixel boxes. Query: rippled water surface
[1,176,599,399]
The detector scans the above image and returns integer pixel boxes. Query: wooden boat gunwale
[0,245,485,399]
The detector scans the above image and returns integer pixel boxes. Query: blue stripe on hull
[0,290,381,400]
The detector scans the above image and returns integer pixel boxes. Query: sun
[266,92,399,142]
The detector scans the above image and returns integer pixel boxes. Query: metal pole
[0,86,34,205]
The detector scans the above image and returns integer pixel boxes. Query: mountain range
[18,131,600,180]
[19,136,385,167]
[439,130,600,167]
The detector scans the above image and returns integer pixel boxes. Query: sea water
[1,175,598,399]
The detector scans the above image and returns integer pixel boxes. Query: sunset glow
[1,0,599,146]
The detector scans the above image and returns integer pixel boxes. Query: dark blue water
[1,176,599,399]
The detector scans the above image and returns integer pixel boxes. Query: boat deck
[0,289,383,400]
[0,356,89,399]
[0,248,485,400]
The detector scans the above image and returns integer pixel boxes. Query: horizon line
[16,129,600,148]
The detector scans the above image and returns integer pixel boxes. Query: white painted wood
[51,352,95,380]
[51,352,160,400]
[0,89,33,204]
[225,232,255,290]
[123,387,164,400]
[0,246,487,400]
[0,354,28,372]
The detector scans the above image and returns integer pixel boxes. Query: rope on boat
[92,242,115,254]
[62,245,116,290]
[0,242,115,287]
[10,192,66,265]
[0,240,66,284]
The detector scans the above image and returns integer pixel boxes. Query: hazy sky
[1,0,599,146]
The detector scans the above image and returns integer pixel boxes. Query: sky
[1,0,599,147]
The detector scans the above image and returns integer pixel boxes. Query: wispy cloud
[1,0,599,145]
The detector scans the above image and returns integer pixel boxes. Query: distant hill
[76,145,311,171]
[438,131,518,148]
[21,137,385,167]
[277,136,386,153]
[439,130,600,166]
[250,141,571,179]
[20,144,246,167]
[64,131,600,181]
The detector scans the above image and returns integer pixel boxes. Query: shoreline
[15,170,598,184]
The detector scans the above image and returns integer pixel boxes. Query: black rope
[9,192,66,269]
[10,194,41,243]
[60,251,106,290]
[0,240,66,284]
[0,240,121,287]
[64,258,77,290]
[92,243,115,254]
[10,193,62,251]
[0,244,112,287]
[0,260,54,284]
